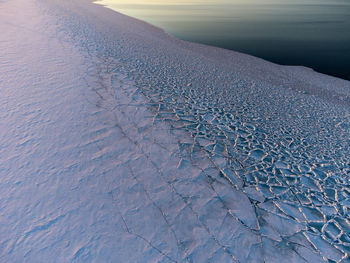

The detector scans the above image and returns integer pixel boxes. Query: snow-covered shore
[0,0,349,262]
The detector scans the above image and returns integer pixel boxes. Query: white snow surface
[0,0,350,262]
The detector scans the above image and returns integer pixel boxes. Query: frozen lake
[96,0,350,80]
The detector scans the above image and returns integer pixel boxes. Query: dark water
[97,0,350,80]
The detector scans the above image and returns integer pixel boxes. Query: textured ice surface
[0,0,350,262]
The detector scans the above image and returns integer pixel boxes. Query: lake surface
[96,0,350,80]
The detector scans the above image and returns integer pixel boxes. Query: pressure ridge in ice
[0,0,349,262]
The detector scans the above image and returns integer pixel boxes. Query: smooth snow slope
[0,0,349,262]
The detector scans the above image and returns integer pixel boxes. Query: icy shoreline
[1,0,349,262]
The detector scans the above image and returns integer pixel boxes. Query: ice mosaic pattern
[1,0,350,262]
